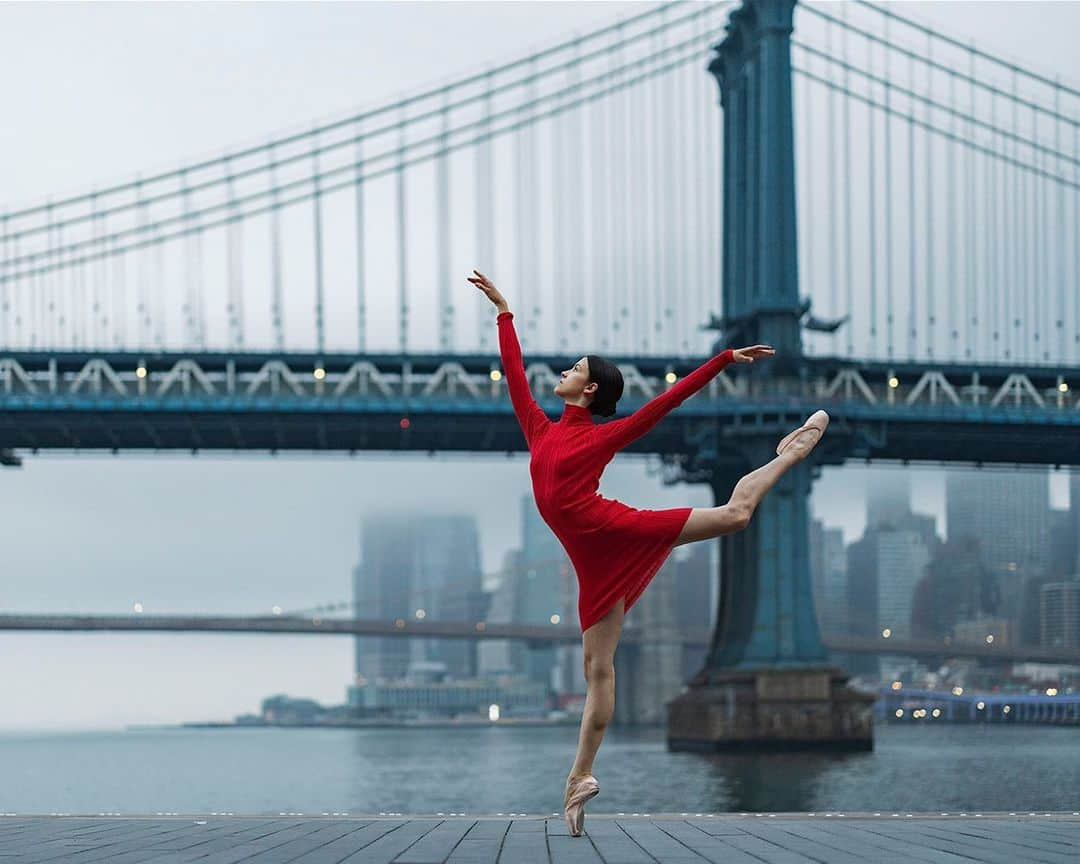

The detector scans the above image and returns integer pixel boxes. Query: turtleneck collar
[560,402,595,425]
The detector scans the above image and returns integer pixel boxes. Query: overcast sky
[1,1,1077,731]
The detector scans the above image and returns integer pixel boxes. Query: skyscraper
[866,471,912,530]
[1040,581,1080,649]
[945,468,1052,626]
[516,495,567,691]
[352,513,485,685]
[810,518,847,634]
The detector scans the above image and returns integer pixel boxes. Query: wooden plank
[394,820,477,864]
[577,819,656,864]
[287,821,412,864]
[340,819,445,864]
[649,820,770,864]
[494,819,548,864]
[445,819,510,864]
[616,819,707,862]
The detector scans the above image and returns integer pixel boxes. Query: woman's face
[554,356,597,402]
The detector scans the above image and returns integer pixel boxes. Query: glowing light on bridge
[415,609,426,619]
[133,602,143,613]
[313,367,326,381]
[550,614,561,624]
[985,634,995,644]
[888,377,899,389]
[881,628,892,638]
[489,370,502,382]
[664,372,677,384]
[272,606,282,615]
[488,704,500,722]
[891,681,902,690]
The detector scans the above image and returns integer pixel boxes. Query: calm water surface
[1,724,1077,814]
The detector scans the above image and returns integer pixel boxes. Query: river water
[1,724,1077,815]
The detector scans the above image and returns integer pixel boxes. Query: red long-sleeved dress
[497,311,735,632]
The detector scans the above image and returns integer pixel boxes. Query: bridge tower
[666,0,873,751]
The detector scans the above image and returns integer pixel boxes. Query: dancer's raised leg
[567,597,624,790]
[674,410,828,546]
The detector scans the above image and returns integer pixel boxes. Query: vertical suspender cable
[1054,83,1064,362]
[867,36,877,357]
[136,178,148,348]
[648,23,665,354]
[269,144,285,351]
[842,19,853,357]
[907,52,916,361]
[972,51,980,360]
[312,129,326,358]
[947,70,957,359]
[1033,105,1043,361]
[396,108,409,353]
[924,35,935,359]
[437,93,452,352]
[513,60,532,349]
[1011,71,1020,361]
[477,70,495,352]
[883,17,894,359]
[355,126,367,353]
[989,92,1000,356]
[826,20,838,348]
[591,43,607,352]
[692,12,706,355]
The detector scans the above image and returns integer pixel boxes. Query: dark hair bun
[585,354,624,418]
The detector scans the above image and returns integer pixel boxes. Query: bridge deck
[2,813,1077,863]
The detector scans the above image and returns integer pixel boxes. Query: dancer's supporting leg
[566,597,624,792]
[674,419,824,547]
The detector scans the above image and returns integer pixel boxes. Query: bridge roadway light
[932,708,942,718]
[894,709,904,718]
[490,370,503,382]
[133,602,144,613]
[1047,688,1059,696]
[488,704,500,722]
[135,366,147,379]
[415,608,426,619]
[394,618,405,628]
[977,701,985,710]
[881,628,892,638]
[1059,382,1069,393]
[888,376,899,389]
[952,686,964,696]
[891,681,902,690]
[313,367,326,381]
[1003,705,1011,715]
[550,613,561,624]
[665,372,678,384]
[985,634,994,644]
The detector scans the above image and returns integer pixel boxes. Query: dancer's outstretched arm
[596,344,774,452]
[468,270,551,448]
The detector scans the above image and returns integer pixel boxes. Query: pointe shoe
[776,409,830,457]
[564,774,599,837]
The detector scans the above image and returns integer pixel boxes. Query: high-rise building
[847,506,939,679]
[516,495,567,692]
[1040,581,1080,649]
[866,472,912,530]
[810,518,847,635]
[945,468,1052,626]
[352,513,484,685]
[1072,468,1080,576]
[477,550,519,678]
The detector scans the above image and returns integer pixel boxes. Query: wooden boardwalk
[1,813,1078,863]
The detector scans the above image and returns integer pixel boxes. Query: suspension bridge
[3,0,1079,748]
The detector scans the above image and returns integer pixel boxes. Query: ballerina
[467,270,828,837]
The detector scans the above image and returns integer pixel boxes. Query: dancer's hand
[467,270,509,314]
[731,345,775,363]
